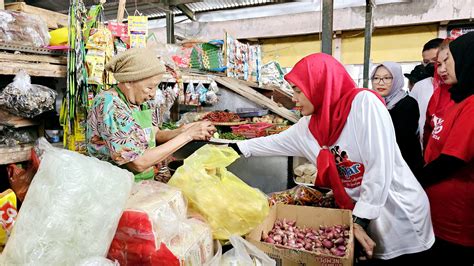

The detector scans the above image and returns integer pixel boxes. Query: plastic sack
[0,10,50,47]
[6,149,40,202]
[221,235,275,266]
[268,185,335,208]
[0,70,58,118]
[0,189,18,247]
[204,240,222,266]
[0,138,134,265]
[76,257,118,266]
[168,145,270,240]
[168,218,214,265]
[107,181,185,265]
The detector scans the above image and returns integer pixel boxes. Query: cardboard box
[247,205,354,266]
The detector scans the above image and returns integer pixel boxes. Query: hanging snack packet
[0,189,17,246]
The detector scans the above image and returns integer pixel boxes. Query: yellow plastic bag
[168,145,269,240]
[49,27,68,46]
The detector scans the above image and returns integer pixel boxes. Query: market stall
[0,1,357,265]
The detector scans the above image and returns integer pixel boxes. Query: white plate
[293,176,315,187]
[209,138,244,144]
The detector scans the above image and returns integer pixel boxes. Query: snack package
[0,189,17,247]
[0,70,57,118]
[0,138,134,265]
[268,185,335,208]
[168,145,269,240]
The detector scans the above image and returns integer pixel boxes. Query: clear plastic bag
[268,185,335,208]
[0,70,58,118]
[168,218,214,265]
[107,181,214,266]
[168,145,270,240]
[76,257,119,266]
[0,138,134,265]
[221,235,276,266]
[0,10,50,47]
[204,240,222,266]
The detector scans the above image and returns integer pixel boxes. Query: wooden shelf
[0,144,33,165]
[0,110,39,128]
[0,52,67,78]
[161,73,213,84]
[214,76,300,123]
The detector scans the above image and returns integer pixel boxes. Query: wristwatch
[352,215,370,230]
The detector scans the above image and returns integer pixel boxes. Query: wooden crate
[5,2,68,29]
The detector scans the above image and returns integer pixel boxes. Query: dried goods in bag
[168,145,269,240]
[0,70,57,118]
[0,10,50,47]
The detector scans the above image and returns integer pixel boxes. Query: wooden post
[0,0,5,10]
[117,0,126,22]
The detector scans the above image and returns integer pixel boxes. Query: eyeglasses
[372,77,393,84]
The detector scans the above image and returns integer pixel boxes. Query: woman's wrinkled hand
[354,223,376,259]
[183,121,216,141]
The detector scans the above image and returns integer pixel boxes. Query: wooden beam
[0,53,67,65]
[0,110,39,128]
[214,77,299,123]
[0,144,33,165]
[0,0,4,10]
[0,61,66,78]
[117,0,126,22]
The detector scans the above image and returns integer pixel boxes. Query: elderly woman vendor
[87,48,215,181]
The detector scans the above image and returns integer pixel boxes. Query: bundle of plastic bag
[168,145,270,240]
[221,235,275,266]
[0,138,134,265]
[0,70,57,118]
[107,181,215,265]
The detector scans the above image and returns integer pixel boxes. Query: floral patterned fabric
[87,90,159,165]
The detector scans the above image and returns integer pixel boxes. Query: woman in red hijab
[232,53,434,263]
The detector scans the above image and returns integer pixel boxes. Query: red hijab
[285,53,383,210]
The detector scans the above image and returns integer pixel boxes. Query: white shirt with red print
[238,91,434,260]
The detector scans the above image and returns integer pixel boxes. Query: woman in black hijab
[421,31,474,265]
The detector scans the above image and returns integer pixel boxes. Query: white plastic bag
[76,257,119,266]
[221,235,276,266]
[0,138,134,265]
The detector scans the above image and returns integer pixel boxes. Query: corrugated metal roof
[16,0,285,20]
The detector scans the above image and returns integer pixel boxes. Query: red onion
[262,220,351,257]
